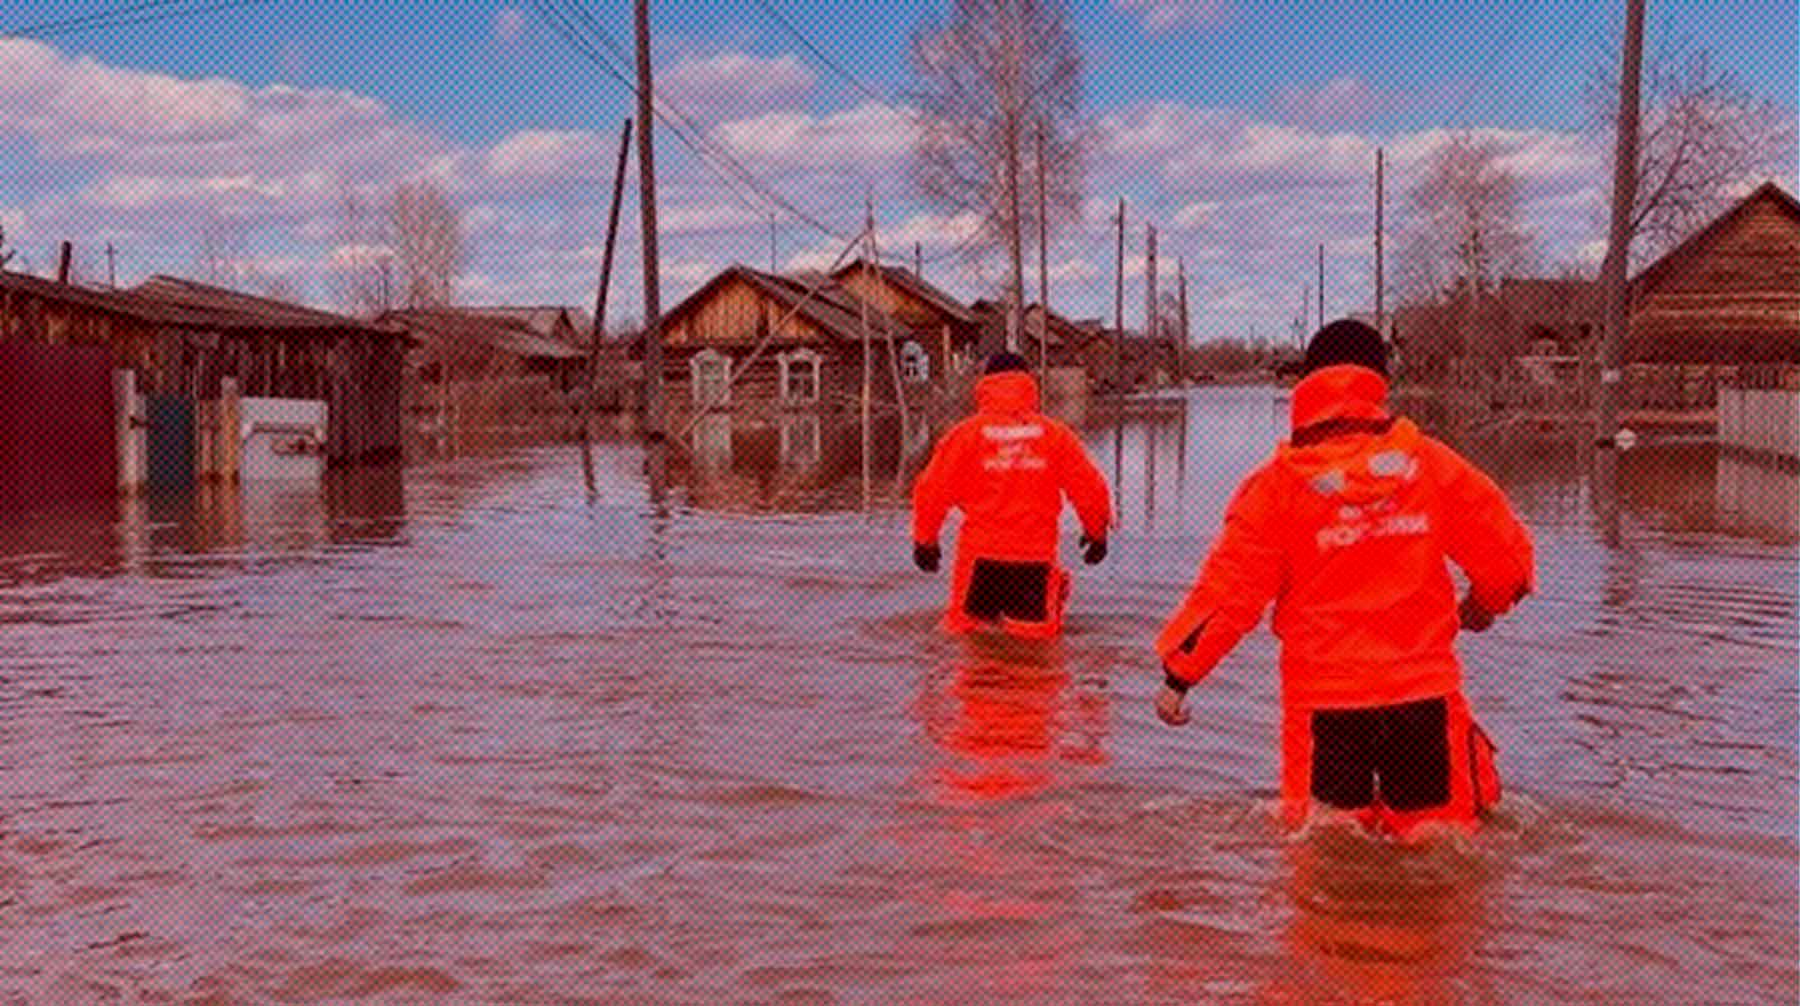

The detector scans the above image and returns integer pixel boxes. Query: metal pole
[1177,257,1189,383]
[635,0,665,441]
[1597,0,1648,447]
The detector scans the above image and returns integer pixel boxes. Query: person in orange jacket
[1153,320,1534,838]
[913,352,1114,638]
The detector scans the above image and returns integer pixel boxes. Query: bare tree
[386,180,466,309]
[329,188,395,318]
[0,224,15,272]
[1589,40,1796,268]
[196,210,253,289]
[1395,134,1535,304]
[911,0,1086,351]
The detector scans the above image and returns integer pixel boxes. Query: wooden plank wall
[1632,197,1800,361]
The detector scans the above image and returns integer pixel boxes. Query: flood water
[0,386,1793,1004]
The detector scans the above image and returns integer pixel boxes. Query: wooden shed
[0,272,405,461]
[657,265,933,416]
[1628,181,1800,363]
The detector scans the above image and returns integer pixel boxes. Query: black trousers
[962,559,1051,623]
[1309,697,1452,812]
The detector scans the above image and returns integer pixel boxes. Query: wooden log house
[657,265,940,416]
[1627,181,1800,364]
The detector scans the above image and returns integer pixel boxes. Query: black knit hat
[1303,319,1388,377]
[983,351,1031,375]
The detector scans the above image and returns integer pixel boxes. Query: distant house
[1626,181,1800,363]
[379,307,586,386]
[657,265,935,415]
[830,260,983,379]
[457,305,591,351]
[0,271,404,460]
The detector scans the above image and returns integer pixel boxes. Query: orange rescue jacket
[1156,365,1534,709]
[913,371,1113,562]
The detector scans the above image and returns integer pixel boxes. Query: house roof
[664,264,920,346]
[1631,180,1800,296]
[831,259,978,325]
[457,305,592,343]
[379,308,585,361]
[0,270,392,336]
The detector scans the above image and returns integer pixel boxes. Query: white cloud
[712,101,916,177]
[1275,76,1388,127]
[1116,0,1230,33]
[661,52,815,121]
[494,7,529,46]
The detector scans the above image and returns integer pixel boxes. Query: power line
[747,0,909,113]
[536,0,857,242]
[3,0,273,40]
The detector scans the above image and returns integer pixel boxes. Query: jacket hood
[1278,365,1418,505]
[975,370,1040,414]
[1289,364,1389,432]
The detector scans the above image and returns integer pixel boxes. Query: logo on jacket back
[1315,496,1431,551]
[982,422,1048,471]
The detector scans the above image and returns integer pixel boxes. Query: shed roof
[0,270,393,337]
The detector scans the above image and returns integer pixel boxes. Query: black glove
[913,541,941,573]
[1079,535,1107,566]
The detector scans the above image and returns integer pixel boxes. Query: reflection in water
[1274,829,1490,1004]
[915,633,1108,802]
[0,464,407,589]
[673,412,934,513]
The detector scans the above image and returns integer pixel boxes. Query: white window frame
[900,340,931,384]
[778,348,822,405]
[691,349,732,409]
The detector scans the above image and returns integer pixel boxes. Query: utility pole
[1113,198,1126,392]
[1598,0,1647,447]
[635,0,665,440]
[914,242,922,278]
[105,242,117,288]
[1176,257,1189,383]
[55,241,72,284]
[860,211,874,507]
[1374,147,1386,336]
[1317,243,1325,329]
[587,118,633,424]
[1035,124,1050,385]
[1145,224,1159,347]
[769,213,777,272]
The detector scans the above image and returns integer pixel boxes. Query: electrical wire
[3,0,272,40]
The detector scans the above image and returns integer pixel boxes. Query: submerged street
[0,386,1793,1004]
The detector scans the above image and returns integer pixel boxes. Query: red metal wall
[0,341,118,512]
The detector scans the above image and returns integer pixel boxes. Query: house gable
[1628,182,1800,363]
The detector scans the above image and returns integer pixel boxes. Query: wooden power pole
[587,118,633,423]
[1176,257,1189,383]
[1113,198,1126,391]
[1035,124,1050,385]
[1598,0,1648,447]
[1145,224,1158,347]
[635,0,665,440]
[1316,243,1325,329]
[1375,147,1385,335]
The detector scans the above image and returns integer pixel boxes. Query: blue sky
[2,0,1794,337]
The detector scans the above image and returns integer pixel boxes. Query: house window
[779,348,821,405]
[691,349,731,409]
[900,340,930,383]
[779,413,821,468]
